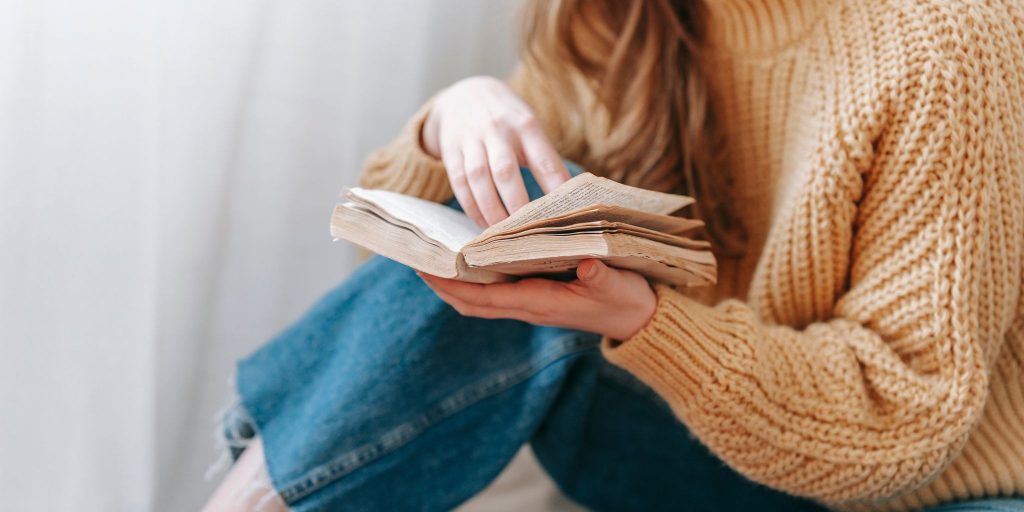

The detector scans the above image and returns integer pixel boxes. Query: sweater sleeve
[603,23,1023,505]
[358,64,564,203]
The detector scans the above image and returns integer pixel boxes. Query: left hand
[418,259,657,341]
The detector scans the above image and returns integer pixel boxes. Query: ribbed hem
[601,284,736,410]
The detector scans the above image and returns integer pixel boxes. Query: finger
[484,133,529,213]
[576,259,619,293]
[436,274,573,317]
[419,275,537,321]
[518,118,570,193]
[434,288,528,321]
[421,273,554,311]
[441,147,486,228]
[462,141,509,225]
[420,275,509,308]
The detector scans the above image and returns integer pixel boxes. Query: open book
[330,173,716,286]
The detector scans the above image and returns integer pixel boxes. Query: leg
[203,438,287,512]
[924,499,1024,511]
[216,255,599,511]
[532,358,828,512]
[210,255,819,512]
[208,165,594,511]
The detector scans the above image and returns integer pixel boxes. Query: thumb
[577,259,618,291]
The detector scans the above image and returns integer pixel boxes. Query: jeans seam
[928,504,1024,512]
[276,332,599,504]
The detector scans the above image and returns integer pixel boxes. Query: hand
[422,76,571,227]
[419,259,657,341]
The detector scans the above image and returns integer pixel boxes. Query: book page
[533,205,704,235]
[471,221,711,251]
[330,202,509,283]
[477,173,693,240]
[467,205,705,248]
[465,232,716,287]
[331,203,459,277]
[483,256,713,287]
[346,187,482,252]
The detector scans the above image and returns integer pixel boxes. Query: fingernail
[581,261,597,281]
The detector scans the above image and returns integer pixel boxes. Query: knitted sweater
[358,0,1024,509]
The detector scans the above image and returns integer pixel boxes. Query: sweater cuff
[601,284,747,408]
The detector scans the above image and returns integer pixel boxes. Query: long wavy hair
[521,0,745,255]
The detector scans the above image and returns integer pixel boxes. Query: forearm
[603,287,992,503]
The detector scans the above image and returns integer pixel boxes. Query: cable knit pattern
[359,0,1023,509]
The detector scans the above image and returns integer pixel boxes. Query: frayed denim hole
[205,383,289,510]
[206,382,260,481]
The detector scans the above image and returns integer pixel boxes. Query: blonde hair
[522,0,745,254]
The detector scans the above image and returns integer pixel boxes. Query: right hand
[421,76,571,227]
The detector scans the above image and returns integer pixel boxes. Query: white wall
[0,1,520,510]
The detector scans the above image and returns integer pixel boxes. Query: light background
[0,1,577,510]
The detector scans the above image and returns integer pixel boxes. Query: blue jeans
[228,257,826,512]
[225,168,1023,512]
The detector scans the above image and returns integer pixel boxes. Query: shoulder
[858,0,1023,193]
[870,0,1021,25]
[853,0,1024,116]
[823,0,1023,110]
[867,0,1024,61]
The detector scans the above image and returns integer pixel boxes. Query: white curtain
[0,1,577,510]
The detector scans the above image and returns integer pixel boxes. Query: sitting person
[204,0,1024,510]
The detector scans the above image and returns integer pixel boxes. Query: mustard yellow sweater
[359,0,1024,509]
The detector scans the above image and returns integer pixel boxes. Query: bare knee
[202,437,288,512]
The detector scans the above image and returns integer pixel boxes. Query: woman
[205,0,1024,511]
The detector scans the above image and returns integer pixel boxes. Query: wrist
[420,105,442,159]
[608,284,657,342]
[628,289,658,339]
